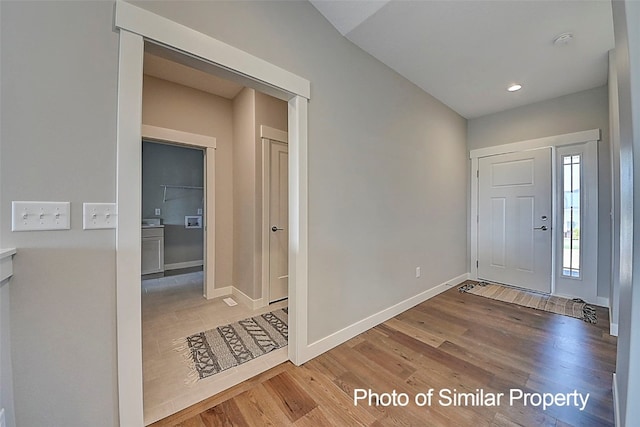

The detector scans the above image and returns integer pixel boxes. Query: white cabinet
[141,227,164,275]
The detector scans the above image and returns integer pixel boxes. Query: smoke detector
[553,32,574,46]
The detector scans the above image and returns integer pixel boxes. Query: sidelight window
[562,154,581,278]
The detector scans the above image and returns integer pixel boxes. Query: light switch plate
[83,203,117,230]
[12,201,70,231]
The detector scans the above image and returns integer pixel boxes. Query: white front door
[269,141,288,303]
[478,148,552,293]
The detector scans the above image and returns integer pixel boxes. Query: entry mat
[458,282,597,324]
[175,308,288,382]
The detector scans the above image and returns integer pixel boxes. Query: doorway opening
[139,45,290,424]
[141,141,205,280]
[115,4,310,425]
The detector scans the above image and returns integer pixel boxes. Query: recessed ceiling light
[507,84,522,92]
[553,32,574,46]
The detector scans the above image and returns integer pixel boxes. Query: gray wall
[612,0,640,424]
[142,142,204,266]
[0,1,118,426]
[1,0,467,424]
[468,86,612,300]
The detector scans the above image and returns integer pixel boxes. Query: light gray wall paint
[142,142,204,265]
[468,86,612,300]
[0,2,118,426]
[134,1,468,343]
[612,0,640,424]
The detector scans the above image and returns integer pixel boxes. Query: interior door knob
[271,226,284,232]
[534,225,548,231]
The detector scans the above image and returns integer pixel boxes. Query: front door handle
[534,225,548,231]
[271,226,284,232]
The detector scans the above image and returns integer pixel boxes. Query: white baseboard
[610,322,619,337]
[301,272,469,363]
[232,287,265,310]
[210,286,232,299]
[164,260,203,271]
[597,296,610,307]
[613,373,620,427]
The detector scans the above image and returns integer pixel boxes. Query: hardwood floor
[151,283,617,427]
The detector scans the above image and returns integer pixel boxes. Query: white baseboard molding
[610,322,619,337]
[211,286,232,299]
[164,260,203,271]
[301,272,469,363]
[232,287,265,310]
[597,296,610,307]
[613,373,620,427]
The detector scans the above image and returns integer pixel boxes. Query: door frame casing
[261,125,288,307]
[115,3,310,425]
[141,124,216,299]
[470,129,601,295]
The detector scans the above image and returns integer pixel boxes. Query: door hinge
[477,169,479,178]
[476,260,479,268]
[477,214,479,223]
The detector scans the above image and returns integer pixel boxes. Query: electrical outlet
[416,267,421,278]
[11,201,70,231]
[155,208,161,216]
[197,208,203,215]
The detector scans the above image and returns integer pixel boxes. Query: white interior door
[478,148,552,293]
[269,141,288,303]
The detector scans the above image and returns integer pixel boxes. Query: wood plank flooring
[151,282,617,427]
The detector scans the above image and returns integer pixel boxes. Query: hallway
[142,271,288,424]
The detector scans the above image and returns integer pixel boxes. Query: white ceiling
[310,0,615,119]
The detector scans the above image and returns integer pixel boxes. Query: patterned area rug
[176,308,288,382]
[459,282,597,324]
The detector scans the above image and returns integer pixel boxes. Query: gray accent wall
[1,0,467,424]
[142,142,204,266]
[468,86,612,300]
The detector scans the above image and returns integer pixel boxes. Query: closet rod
[160,184,204,202]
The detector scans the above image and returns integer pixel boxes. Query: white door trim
[261,127,288,308]
[114,1,310,99]
[469,129,601,289]
[115,4,310,425]
[142,124,216,300]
